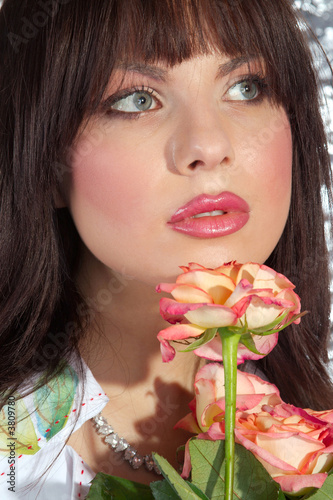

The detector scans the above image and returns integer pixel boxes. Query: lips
[168,191,250,238]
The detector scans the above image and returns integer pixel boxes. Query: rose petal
[201,402,226,430]
[193,333,278,363]
[159,339,176,362]
[243,296,290,329]
[176,270,235,304]
[277,288,301,323]
[274,473,328,494]
[156,282,177,294]
[174,412,201,434]
[306,408,333,424]
[255,431,324,470]
[159,297,207,323]
[194,363,276,398]
[170,284,214,304]
[243,372,280,398]
[234,428,300,475]
[235,263,261,284]
[272,404,333,427]
[207,421,225,440]
[310,448,333,474]
[180,439,192,479]
[244,333,279,356]
[194,337,223,361]
[181,262,207,272]
[194,363,226,386]
[252,265,293,292]
[157,323,205,341]
[214,393,265,413]
[236,333,279,363]
[195,378,219,430]
[224,279,253,309]
[214,261,242,282]
[184,304,238,328]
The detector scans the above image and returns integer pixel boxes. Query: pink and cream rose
[157,262,301,363]
[175,363,282,435]
[177,364,333,496]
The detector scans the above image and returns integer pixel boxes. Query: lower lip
[168,212,250,238]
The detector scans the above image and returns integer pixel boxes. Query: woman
[0,0,332,498]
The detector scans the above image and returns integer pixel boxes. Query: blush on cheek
[253,117,292,206]
[265,123,292,203]
[69,145,150,226]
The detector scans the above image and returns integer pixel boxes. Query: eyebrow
[117,62,169,82]
[216,55,258,78]
[117,56,258,82]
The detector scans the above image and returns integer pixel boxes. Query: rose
[231,405,333,496]
[177,364,333,496]
[157,261,301,363]
[157,261,304,499]
[175,363,282,434]
[176,363,282,476]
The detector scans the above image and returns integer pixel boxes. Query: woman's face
[64,53,292,285]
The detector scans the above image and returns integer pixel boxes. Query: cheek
[255,116,292,247]
[244,113,292,208]
[68,141,154,229]
[235,112,292,263]
[262,119,292,209]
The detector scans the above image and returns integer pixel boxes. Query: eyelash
[103,86,160,119]
[234,73,269,103]
[102,73,269,120]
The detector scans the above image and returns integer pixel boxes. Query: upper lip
[169,191,250,223]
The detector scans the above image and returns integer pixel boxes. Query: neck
[69,248,203,480]
[76,248,200,403]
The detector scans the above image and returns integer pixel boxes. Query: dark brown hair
[0,0,332,409]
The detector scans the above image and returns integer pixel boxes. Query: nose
[169,108,235,175]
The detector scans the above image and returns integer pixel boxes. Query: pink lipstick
[168,191,250,238]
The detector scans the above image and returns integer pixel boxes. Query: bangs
[112,0,277,65]
[93,0,307,107]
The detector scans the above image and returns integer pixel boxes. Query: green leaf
[239,333,265,355]
[180,328,217,353]
[34,363,78,440]
[86,472,154,499]
[300,473,333,499]
[152,453,204,499]
[186,482,211,499]
[150,480,181,499]
[277,491,287,500]
[150,480,209,500]
[189,439,281,500]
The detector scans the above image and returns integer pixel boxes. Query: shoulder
[0,360,108,498]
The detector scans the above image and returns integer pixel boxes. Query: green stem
[219,329,241,500]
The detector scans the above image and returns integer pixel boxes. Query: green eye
[111,91,156,112]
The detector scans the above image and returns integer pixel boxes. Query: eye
[110,90,159,113]
[227,79,262,101]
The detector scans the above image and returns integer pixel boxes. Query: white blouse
[0,361,109,499]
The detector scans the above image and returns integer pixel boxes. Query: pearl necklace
[91,412,162,475]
